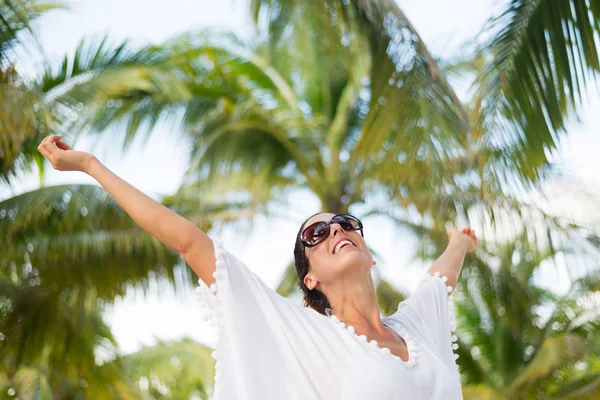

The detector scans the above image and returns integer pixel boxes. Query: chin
[336,252,371,268]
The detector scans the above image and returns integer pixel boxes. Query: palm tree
[0,182,269,397]
[0,184,178,397]
[34,0,473,307]
[37,0,600,265]
[0,3,279,396]
[470,0,600,182]
[11,1,600,268]
[3,0,600,396]
[456,236,600,399]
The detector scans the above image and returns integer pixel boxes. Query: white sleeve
[395,272,460,374]
[194,237,340,400]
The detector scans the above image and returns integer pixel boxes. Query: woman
[38,135,477,399]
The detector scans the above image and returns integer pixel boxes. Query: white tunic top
[196,237,463,400]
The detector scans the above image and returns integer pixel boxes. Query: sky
[4,0,600,354]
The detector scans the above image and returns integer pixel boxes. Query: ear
[304,274,318,290]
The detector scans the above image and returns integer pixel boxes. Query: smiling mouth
[333,240,357,254]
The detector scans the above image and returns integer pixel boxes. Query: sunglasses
[300,214,364,248]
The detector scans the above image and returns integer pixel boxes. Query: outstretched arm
[426,227,477,292]
[37,135,216,286]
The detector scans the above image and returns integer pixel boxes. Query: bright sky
[5,0,600,354]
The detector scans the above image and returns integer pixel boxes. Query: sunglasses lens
[302,222,329,245]
[334,215,362,231]
[301,215,363,246]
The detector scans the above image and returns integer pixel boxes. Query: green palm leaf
[0,184,185,299]
[0,75,52,182]
[0,0,67,58]
[0,0,66,183]
[0,283,126,396]
[507,333,585,397]
[454,235,599,398]
[475,0,600,183]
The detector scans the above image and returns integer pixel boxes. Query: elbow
[176,224,200,255]
[176,223,208,256]
[178,242,190,255]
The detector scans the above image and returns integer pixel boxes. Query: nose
[330,223,345,237]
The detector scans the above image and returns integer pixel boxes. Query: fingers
[37,136,54,159]
[55,140,72,151]
[43,135,61,158]
[41,134,61,145]
[462,227,476,236]
[460,227,477,248]
[38,134,60,150]
[37,135,67,166]
[448,225,477,239]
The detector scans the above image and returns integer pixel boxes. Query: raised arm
[426,227,477,292]
[37,135,216,286]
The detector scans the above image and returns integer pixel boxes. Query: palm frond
[0,0,66,183]
[475,0,600,183]
[0,0,67,60]
[507,333,585,397]
[348,0,468,165]
[0,284,120,387]
[0,74,52,182]
[250,1,360,118]
[38,36,178,149]
[451,233,598,396]
[0,184,187,299]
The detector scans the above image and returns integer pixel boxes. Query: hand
[37,135,94,173]
[446,226,477,253]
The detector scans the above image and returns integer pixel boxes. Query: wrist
[83,154,100,175]
[448,235,471,252]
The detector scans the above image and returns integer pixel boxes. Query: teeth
[334,240,354,254]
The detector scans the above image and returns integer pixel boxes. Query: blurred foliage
[1,0,600,398]
[118,338,215,399]
[0,0,66,183]
[457,236,600,399]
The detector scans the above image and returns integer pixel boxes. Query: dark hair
[294,212,331,315]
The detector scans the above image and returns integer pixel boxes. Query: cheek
[307,247,335,276]
[315,248,353,276]
[354,234,370,255]
[311,247,331,268]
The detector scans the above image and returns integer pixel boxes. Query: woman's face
[301,213,374,291]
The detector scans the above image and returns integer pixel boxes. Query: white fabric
[195,237,463,400]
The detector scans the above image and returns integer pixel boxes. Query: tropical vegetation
[1,0,599,398]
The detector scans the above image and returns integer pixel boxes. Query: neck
[324,273,384,331]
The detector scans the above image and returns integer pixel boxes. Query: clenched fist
[446,226,478,253]
[37,135,94,173]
